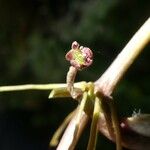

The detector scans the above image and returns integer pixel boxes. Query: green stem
[87,97,101,150]
[0,84,66,92]
[0,82,87,92]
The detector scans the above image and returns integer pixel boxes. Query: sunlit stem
[75,92,88,128]
[109,101,122,150]
[0,83,67,92]
[87,97,101,150]
[0,82,87,93]
[50,109,76,146]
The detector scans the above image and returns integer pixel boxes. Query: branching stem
[95,17,150,96]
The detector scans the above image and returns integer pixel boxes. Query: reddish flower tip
[71,41,79,49]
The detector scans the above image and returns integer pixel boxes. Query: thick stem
[95,17,150,96]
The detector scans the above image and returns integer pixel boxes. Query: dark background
[0,0,149,149]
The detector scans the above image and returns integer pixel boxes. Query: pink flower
[66,41,93,70]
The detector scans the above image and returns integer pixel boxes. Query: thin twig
[109,101,122,150]
[87,97,101,150]
[0,82,87,92]
[0,84,66,92]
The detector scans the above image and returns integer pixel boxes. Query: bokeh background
[0,0,149,149]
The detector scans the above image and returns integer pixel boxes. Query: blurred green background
[0,0,149,149]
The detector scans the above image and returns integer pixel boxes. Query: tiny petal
[81,47,93,67]
[85,58,93,66]
[79,46,84,50]
[71,41,79,49]
[81,47,93,59]
[65,50,73,61]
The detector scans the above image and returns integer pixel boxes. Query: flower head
[66,41,93,70]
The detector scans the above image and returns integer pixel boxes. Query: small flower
[66,41,93,70]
